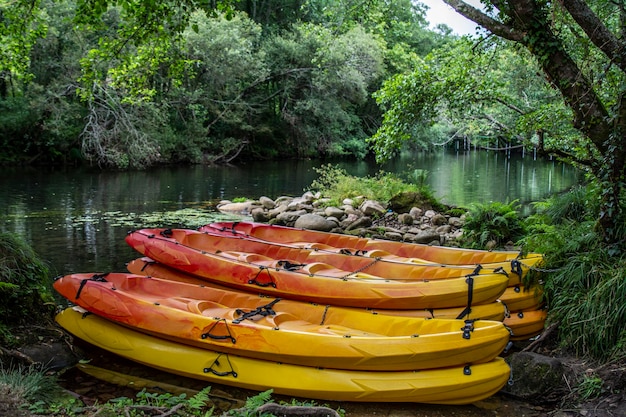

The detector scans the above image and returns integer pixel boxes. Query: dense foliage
[0,233,54,344]
[372,1,626,245]
[0,0,449,168]
[521,185,626,360]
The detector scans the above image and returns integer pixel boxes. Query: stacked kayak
[52,221,553,404]
[56,307,512,405]
[53,272,510,371]
[124,228,510,310]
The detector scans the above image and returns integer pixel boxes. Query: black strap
[75,273,110,299]
[461,319,476,339]
[276,260,306,271]
[510,259,523,280]
[455,267,480,319]
[233,299,282,324]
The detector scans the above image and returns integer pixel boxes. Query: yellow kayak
[55,307,512,405]
[127,257,508,321]
[203,221,544,283]
[54,272,509,371]
[125,228,509,310]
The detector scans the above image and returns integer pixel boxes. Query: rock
[409,207,423,218]
[217,201,255,214]
[294,213,335,232]
[359,200,386,217]
[412,230,441,244]
[388,191,436,213]
[384,231,403,241]
[435,225,451,234]
[345,216,372,231]
[19,340,77,371]
[424,209,436,218]
[275,210,306,225]
[312,198,332,208]
[302,191,316,202]
[251,207,271,222]
[501,352,567,404]
[275,196,293,205]
[267,204,288,219]
[398,213,414,225]
[324,206,345,219]
[448,216,463,227]
[259,196,276,209]
[431,213,447,226]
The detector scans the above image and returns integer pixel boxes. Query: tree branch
[557,0,626,73]
[442,0,525,41]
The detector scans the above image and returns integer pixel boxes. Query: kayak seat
[271,313,381,337]
[187,300,227,313]
[362,249,432,265]
[363,249,391,258]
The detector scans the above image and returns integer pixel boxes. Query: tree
[372,0,626,244]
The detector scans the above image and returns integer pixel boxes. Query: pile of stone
[216,191,466,246]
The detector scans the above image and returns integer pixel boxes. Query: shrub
[460,200,525,249]
[0,233,55,345]
[308,163,438,209]
[519,186,626,360]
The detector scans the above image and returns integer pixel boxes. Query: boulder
[448,216,463,227]
[359,200,386,217]
[412,230,441,244]
[217,201,255,214]
[275,210,306,225]
[501,352,568,404]
[384,231,404,241]
[431,213,447,226]
[388,191,436,213]
[294,213,335,232]
[398,213,414,225]
[345,216,372,231]
[251,207,271,222]
[259,196,276,209]
[267,204,288,219]
[324,206,345,219]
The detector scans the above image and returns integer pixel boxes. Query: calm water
[0,150,580,275]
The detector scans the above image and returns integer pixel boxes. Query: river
[0,149,580,275]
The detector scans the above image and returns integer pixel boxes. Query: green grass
[307,163,439,209]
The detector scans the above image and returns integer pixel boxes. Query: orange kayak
[499,285,544,312]
[127,257,508,321]
[125,228,509,310]
[203,221,544,284]
[504,310,547,340]
[53,272,510,371]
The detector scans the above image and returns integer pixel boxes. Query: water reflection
[0,150,581,274]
